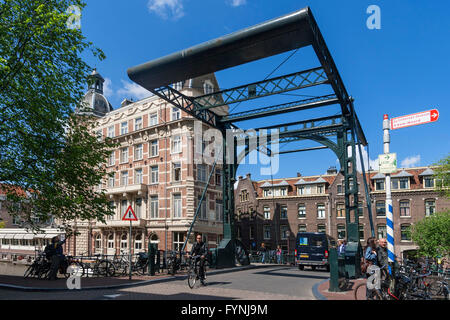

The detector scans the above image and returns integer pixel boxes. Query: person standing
[46,235,66,280]
[364,237,378,266]
[377,238,389,276]
[276,245,282,264]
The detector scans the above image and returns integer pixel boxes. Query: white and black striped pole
[383,114,395,274]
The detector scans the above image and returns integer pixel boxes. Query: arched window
[135,234,142,250]
[120,234,128,250]
[107,234,114,249]
[95,234,102,251]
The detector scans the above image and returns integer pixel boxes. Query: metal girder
[150,86,220,129]
[306,11,351,116]
[221,94,338,123]
[194,67,328,110]
[275,146,328,155]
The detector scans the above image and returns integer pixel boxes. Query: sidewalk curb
[311,278,329,300]
[0,263,278,292]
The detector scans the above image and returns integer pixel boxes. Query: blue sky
[81,0,449,181]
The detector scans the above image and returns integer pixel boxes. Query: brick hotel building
[0,70,228,260]
[234,166,450,259]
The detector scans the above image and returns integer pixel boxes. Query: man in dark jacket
[47,235,67,280]
[189,234,207,285]
[377,238,389,274]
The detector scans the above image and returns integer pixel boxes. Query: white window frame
[150,166,158,184]
[150,196,158,219]
[120,121,128,135]
[171,135,181,153]
[120,147,128,163]
[121,171,129,186]
[134,168,143,184]
[173,194,182,218]
[150,140,158,157]
[134,144,143,161]
[149,112,158,126]
[107,125,115,138]
[134,117,142,131]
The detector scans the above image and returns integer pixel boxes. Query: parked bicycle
[354,261,435,300]
[111,251,149,276]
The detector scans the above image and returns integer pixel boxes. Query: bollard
[148,242,156,276]
[156,250,161,273]
[328,247,340,292]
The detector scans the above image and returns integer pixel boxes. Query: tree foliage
[0,0,115,234]
[410,210,450,258]
[434,154,450,199]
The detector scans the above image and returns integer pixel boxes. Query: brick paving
[317,278,366,300]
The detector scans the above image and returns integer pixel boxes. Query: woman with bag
[361,237,378,274]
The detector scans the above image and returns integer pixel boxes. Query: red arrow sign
[390,109,439,130]
[122,205,138,221]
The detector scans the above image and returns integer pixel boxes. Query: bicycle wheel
[98,260,115,277]
[187,266,197,289]
[354,283,383,300]
[65,262,85,278]
[136,262,148,276]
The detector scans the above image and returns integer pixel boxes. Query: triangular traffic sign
[122,205,138,221]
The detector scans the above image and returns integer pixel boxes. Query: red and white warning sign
[390,109,439,130]
[122,205,138,221]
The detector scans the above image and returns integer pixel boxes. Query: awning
[44,234,56,239]
[0,234,7,239]
[23,234,34,240]
[0,234,15,239]
[13,234,25,239]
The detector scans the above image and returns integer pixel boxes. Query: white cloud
[117,80,152,101]
[103,77,114,99]
[401,155,421,168]
[354,145,379,172]
[229,0,247,7]
[147,0,184,20]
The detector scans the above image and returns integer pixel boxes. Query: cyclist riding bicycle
[188,234,207,286]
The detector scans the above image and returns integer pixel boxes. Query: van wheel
[311,266,316,271]
[298,265,304,271]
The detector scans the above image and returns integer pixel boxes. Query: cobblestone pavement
[0,265,329,300]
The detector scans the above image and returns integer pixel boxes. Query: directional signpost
[381,109,439,281]
[390,109,439,130]
[122,205,138,279]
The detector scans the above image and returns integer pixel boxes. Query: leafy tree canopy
[0,0,115,235]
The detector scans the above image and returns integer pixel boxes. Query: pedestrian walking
[276,245,282,264]
[259,243,267,264]
[46,235,67,280]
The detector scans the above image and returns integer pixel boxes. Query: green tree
[0,0,115,234]
[434,154,450,198]
[410,210,450,258]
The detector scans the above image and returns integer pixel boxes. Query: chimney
[297,172,302,177]
[238,176,243,180]
[246,173,251,180]
[121,98,133,108]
